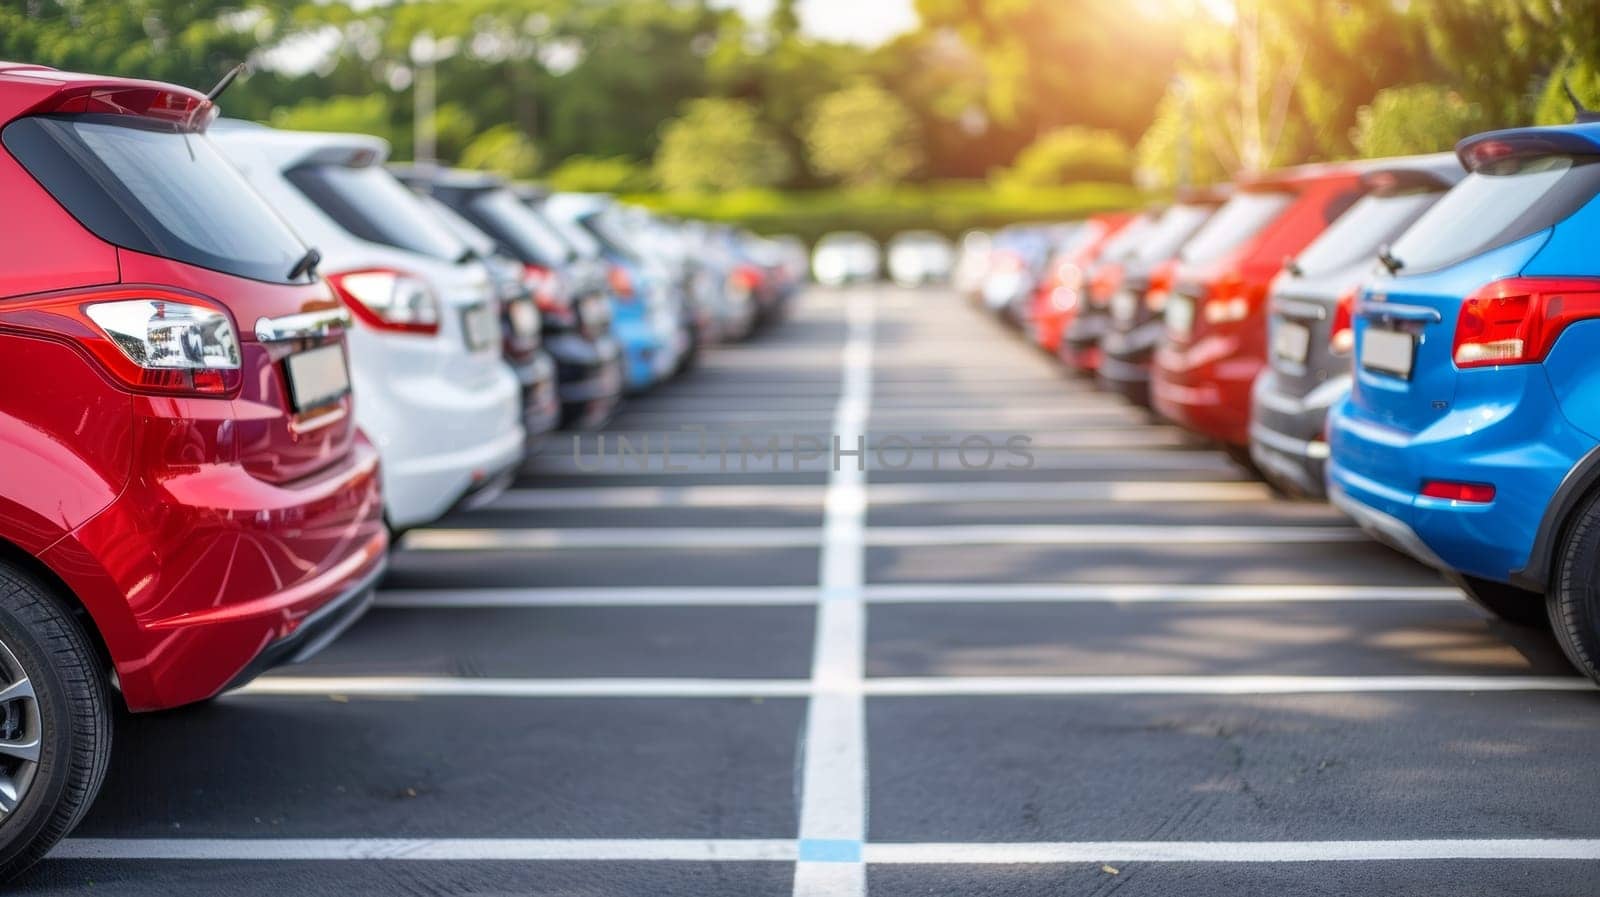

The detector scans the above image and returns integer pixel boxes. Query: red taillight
[1420,480,1496,503]
[42,85,215,130]
[1452,277,1600,368]
[608,264,635,300]
[326,269,441,335]
[523,264,575,328]
[0,289,242,396]
[1088,264,1122,307]
[731,266,763,290]
[1202,277,1255,325]
[1329,287,1357,355]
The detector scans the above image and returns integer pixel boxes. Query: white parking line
[52,837,1600,863]
[482,480,1272,511]
[863,839,1600,863]
[235,677,814,699]
[54,838,798,862]
[234,675,1591,699]
[862,583,1465,603]
[793,291,872,895]
[374,583,1461,609]
[400,525,1365,551]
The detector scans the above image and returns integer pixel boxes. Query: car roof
[1456,122,1600,172]
[209,118,390,168]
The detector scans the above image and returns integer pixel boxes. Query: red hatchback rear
[1152,164,1365,448]
[0,64,386,876]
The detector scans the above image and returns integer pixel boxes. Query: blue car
[1326,120,1600,680]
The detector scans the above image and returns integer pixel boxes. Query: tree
[803,82,923,188]
[459,124,542,179]
[545,155,655,193]
[996,127,1131,189]
[1351,84,1489,157]
[653,98,792,193]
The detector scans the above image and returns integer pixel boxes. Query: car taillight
[524,264,576,327]
[325,269,440,335]
[1144,288,1169,312]
[1452,277,1600,368]
[1329,288,1357,355]
[608,264,635,300]
[1421,480,1496,503]
[1088,265,1121,307]
[1202,277,1254,325]
[81,297,241,395]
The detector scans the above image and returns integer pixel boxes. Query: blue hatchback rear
[1326,121,1600,672]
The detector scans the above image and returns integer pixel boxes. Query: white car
[211,122,524,532]
[812,232,881,286]
[886,230,955,287]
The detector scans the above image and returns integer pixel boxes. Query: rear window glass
[1132,203,1217,265]
[289,163,469,262]
[540,204,603,257]
[467,190,573,266]
[1386,155,1600,274]
[1179,190,1294,265]
[583,210,645,262]
[1290,190,1443,276]
[1095,215,1153,264]
[4,115,310,283]
[420,194,496,257]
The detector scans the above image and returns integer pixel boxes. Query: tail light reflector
[326,269,441,335]
[1329,288,1357,355]
[1420,480,1496,503]
[1453,277,1600,368]
[608,264,635,300]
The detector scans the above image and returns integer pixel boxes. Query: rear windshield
[1386,155,1600,275]
[4,115,310,283]
[420,194,496,257]
[540,204,602,257]
[1290,189,1443,276]
[582,210,645,262]
[1095,215,1153,264]
[1132,203,1217,265]
[288,163,470,262]
[1178,190,1294,265]
[466,190,572,266]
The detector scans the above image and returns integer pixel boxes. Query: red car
[0,64,386,875]
[1152,163,1367,450]
[1027,212,1133,353]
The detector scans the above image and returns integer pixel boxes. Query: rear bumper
[1325,366,1586,582]
[1247,370,1349,498]
[1062,312,1109,372]
[520,350,562,441]
[1151,336,1260,447]
[547,332,623,430]
[1098,320,1162,405]
[46,439,389,711]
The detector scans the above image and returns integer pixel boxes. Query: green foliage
[629,181,1144,246]
[1534,59,1600,126]
[544,156,656,193]
[1133,91,1231,191]
[459,124,542,180]
[270,94,404,148]
[803,82,923,187]
[996,127,1131,189]
[1352,84,1490,157]
[654,98,793,194]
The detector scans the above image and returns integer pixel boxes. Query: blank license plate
[284,344,350,413]
[1361,327,1415,379]
[1165,295,1195,338]
[1273,320,1311,364]
[462,303,499,350]
[1111,289,1139,323]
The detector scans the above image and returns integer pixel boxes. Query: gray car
[1249,153,1465,497]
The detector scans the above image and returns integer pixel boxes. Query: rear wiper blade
[1377,245,1404,275]
[455,247,480,265]
[288,247,321,281]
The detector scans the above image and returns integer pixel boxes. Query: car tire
[1549,490,1600,683]
[0,564,112,881]
[1455,574,1549,629]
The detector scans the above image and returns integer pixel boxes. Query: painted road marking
[51,837,1600,863]
[375,583,1461,609]
[400,524,1364,551]
[236,675,1590,700]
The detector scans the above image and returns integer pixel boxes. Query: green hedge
[621,181,1145,244]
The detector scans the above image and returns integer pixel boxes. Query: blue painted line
[797,839,863,863]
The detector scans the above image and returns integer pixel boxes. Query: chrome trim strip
[255,308,351,342]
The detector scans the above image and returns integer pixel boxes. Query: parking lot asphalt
[21,287,1600,895]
